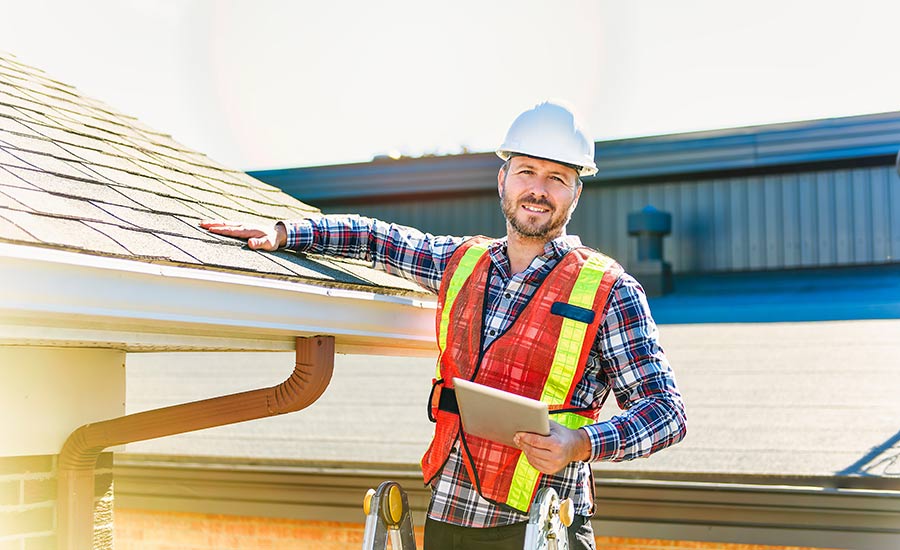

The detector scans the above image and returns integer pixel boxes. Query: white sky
[3,0,900,171]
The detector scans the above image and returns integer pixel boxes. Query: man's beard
[500,188,573,240]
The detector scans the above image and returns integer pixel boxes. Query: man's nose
[526,177,549,198]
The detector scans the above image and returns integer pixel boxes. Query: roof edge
[0,242,437,356]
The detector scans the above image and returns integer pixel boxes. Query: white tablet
[453,378,550,448]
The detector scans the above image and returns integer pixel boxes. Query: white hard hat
[496,100,597,177]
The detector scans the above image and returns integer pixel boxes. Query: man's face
[498,156,582,242]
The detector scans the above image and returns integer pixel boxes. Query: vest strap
[436,240,491,377]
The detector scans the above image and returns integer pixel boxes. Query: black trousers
[423,516,596,550]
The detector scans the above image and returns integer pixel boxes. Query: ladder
[362,481,417,550]
[361,482,575,550]
[523,487,574,550]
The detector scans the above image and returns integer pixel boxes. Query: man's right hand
[199,220,287,251]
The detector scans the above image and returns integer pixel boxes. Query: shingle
[21,118,85,145]
[107,141,171,167]
[60,142,160,176]
[0,185,126,224]
[198,204,278,225]
[0,130,84,161]
[82,221,202,264]
[3,149,96,180]
[0,61,59,88]
[136,131,191,153]
[11,78,79,106]
[259,250,335,279]
[113,186,208,218]
[0,113,42,136]
[0,80,39,104]
[0,211,38,243]
[0,104,28,120]
[40,112,134,148]
[2,165,142,208]
[93,202,216,239]
[18,88,92,119]
[15,109,63,130]
[91,165,165,191]
[0,207,131,255]
[168,159,240,184]
[176,201,221,220]
[194,175,285,205]
[264,251,420,291]
[319,257,429,293]
[131,159,214,189]
[0,167,40,190]
[85,164,183,194]
[156,234,297,276]
[0,88,53,118]
[0,146,36,169]
[160,180,249,212]
[0,188,32,209]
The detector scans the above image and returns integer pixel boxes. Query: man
[201,101,686,550]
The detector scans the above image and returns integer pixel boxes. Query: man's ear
[497,167,504,197]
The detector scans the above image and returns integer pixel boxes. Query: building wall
[115,510,836,550]
[319,164,900,274]
[0,453,113,550]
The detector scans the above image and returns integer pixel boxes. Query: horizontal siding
[322,165,900,273]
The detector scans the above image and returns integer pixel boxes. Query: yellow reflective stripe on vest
[507,451,542,512]
[553,411,596,430]
[507,412,594,511]
[540,253,614,404]
[506,252,614,512]
[436,241,491,377]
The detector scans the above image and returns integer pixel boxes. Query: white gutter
[0,243,438,356]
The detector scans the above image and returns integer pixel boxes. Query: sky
[3,0,900,172]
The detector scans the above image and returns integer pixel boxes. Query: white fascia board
[0,243,438,356]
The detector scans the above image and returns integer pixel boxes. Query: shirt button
[489,329,496,336]
[504,293,511,299]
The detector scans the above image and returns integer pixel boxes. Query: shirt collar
[488,234,583,267]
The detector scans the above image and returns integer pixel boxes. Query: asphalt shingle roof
[0,51,427,295]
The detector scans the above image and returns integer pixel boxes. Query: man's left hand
[514,421,592,474]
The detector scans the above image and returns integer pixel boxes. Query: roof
[648,263,900,324]
[124,317,900,490]
[0,51,435,354]
[250,111,900,204]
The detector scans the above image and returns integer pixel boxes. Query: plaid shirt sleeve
[279,215,464,293]
[582,274,688,462]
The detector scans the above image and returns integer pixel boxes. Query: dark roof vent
[627,205,673,297]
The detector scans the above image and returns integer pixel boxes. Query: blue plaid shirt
[283,215,686,528]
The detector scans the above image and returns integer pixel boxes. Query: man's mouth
[521,204,550,214]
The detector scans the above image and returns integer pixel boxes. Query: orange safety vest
[421,237,622,512]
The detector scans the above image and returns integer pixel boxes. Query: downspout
[57,335,335,550]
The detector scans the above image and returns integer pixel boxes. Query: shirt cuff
[581,420,623,462]
[279,219,314,251]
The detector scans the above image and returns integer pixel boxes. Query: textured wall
[320,164,900,274]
